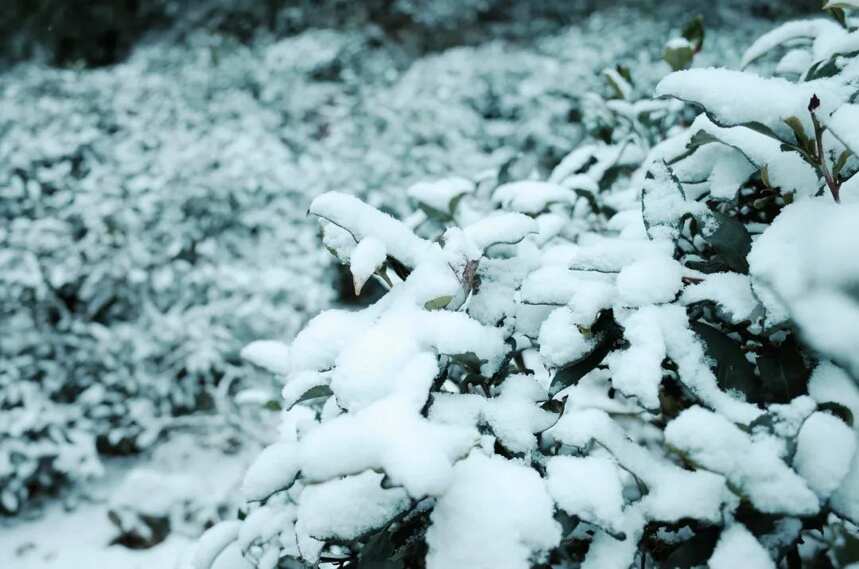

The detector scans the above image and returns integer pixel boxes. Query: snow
[538,307,596,367]
[829,103,859,154]
[546,408,733,524]
[680,272,759,324]
[708,148,757,199]
[793,411,857,498]
[425,452,561,569]
[641,160,707,241]
[240,341,291,376]
[429,376,555,453]
[310,192,437,269]
[808,362,859,423]
[685,114,820,196]
[463,213,538,251]
[613,305,761,424]
[749,200,859,374]
[297,471,410,540]
[665,406,819,516]
[492,181,584,214]
[6,4,855,569]
[546,456,626,535]
[741,19,844,68]
[709,524,776,569]
[408,177,474,216]
[241,443,301,501]
[616,256,682,306]
[1,434,255,569]
[298,394,478,497]
[194,522,242,569]
[657,68,848,138]
[349,237,387,295]
[607,307,666,409]
[481,375,556,453]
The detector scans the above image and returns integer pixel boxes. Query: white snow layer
[709,524,776,569]
[425,452,561,569]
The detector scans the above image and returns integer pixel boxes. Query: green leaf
[664,45,695,71]
[450,352,486,374]
[681,15,705,52]
[803,50,859,81]
[416,202,452,222]
[834,149,852,177]
[661,527,721,569]
[356,530,405,569]
[817,401,854,427]
[263,400,282,412]
[424,295,453,311]
[783,116,812,152]
[293,384,333,406]
[702,212,752,274]
[692,322,761,403]
[832,524,859,567]
[550,310,622,395]
[688,129,720,149]
[756,335,810,404]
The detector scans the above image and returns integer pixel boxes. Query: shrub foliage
[199,4,859,568]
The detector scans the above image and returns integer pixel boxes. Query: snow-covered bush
[0,2,701,518]
[0,39,338,514]
[197,6,859,569]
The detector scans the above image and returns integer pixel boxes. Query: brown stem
[809,95,841,203]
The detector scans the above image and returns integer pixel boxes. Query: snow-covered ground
[1,433,259,569]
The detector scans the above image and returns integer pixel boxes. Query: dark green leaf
[294,385,333,405]
[263,399,282,412]
[357,530,404,569]
[692,322,761,403]
[661,527,721,569]
[681,15,705,52]
[450,352,485,374]
[702,212,752,274]
[550,311,622,395]
[817,401,854,427]
[832,524,859,567]
[756,335,811,404]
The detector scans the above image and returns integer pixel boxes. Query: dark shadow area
[1,0,824,68]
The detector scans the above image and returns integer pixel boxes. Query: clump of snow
[749,200,859,374]
[793,411,856,498]
[656,68,848,138]
[546,456,626,535]
[425,453,561,569]
[297,471,410,540]
[241,341,291,376]
[349,237,387,295]
[616,256,682,306]
[665,406,819,515]
[492,181,584,214]
[709,524,776,569]
[242,443,301,501]
[680,272,759,324]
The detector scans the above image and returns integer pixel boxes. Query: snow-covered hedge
[197,6,859,569]
[0,38,337,514]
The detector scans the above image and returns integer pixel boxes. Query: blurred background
[0,1,823,567]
